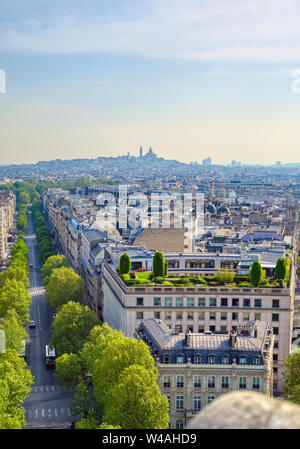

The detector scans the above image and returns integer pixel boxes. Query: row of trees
[41,254,168,429]
[31,200,56,265]
[0,213,33,428]
[54,319,169,429]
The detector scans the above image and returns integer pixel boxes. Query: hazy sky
[0,0,300,165]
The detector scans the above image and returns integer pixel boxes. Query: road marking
[51,386,56,391]
[45,386,50,392]
[37,306,41,330]
[60,408,64,415]
[67,408,71,416]
[41,409,45,418]
[35,409,38,418]
[48,409,52,417]
[54,409,58,417]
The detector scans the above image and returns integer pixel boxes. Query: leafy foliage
[119,253,131,275]
[152,251,165,278]
[46,267,84,311]
[250,260,262,287]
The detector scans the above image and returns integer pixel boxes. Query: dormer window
[176,355,184,364]
[221,355,229,365]
[239,356,247,365]
[193,355,202,364]
[163,355,170,364]
[208,355,215,364]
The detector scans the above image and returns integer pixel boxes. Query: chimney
[229,331,237,347]
[185,329,191,347]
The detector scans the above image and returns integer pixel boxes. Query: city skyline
[1,1,300,165]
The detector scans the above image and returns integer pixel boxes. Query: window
[207,376,215,388]
[210,312,216,320]
[221,312,227,320]
[176,312,182,320]
[274,341,278,349]
[254,313,261,320]
[273,327,279,335]
[193,355,202,365]
[194,376,202,388]
[253,357,261,365]
[163,355,170,364]
[239,377,247,389]
[136,311,143,320]
[272,313,279,322]
[176,376,184,388]
[243,312,250,320]
[154,297,161,306]
[253,377,260,389]
[272,299,280,308]
[232,312,238,320]
[221,325,227,333]
[210,325,215,332]
[166,396,171,408]
[176,297,183,307]
[221,355,229,365]
[176,396,184,410]
[232,298,239,307]
[209,298,217,307]
[154,311,160,319]
[175,419,184,429]
[254,299,261,308]
[207,396,215,405]
[273,354,278,361]
[198,325,204,332]
[222,376,229,388]
[165,311,171,320]
[187,297,194,307]
[221,298,228,307]
[136,297,144,306]
[243,298,250,307]
[198,311,205,320]
[193,396,201,412]
[176,355,184,364]
[239,356,247,365]
[163,376,171,387]
[188,325,193,332]
[198,298,205,306]
[187,312,194,320]
[165,297,172,307]
[273,367,278,373]
[208,355,215,364]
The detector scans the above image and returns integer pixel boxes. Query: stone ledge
[187,391,300,429]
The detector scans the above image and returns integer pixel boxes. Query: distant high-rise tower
[139,146,143,157]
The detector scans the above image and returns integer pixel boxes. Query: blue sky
[0,0,300,165]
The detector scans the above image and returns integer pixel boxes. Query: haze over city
[1,0,300,165]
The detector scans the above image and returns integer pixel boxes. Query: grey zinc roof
[140,318,267,352]
[82,229,107,242]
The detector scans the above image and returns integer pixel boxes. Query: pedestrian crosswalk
[32,385,60,393]
[29,287,46,296]
[25,407,71,419]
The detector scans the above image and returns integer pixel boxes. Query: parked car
[29,320,36,328]
[53,313,57,319]
[29,263,33,269]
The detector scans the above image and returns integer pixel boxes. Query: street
[23,210,73,429]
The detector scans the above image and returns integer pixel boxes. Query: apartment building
[0,192,16,263]
[135,318,274,429]
[102,259,294,393]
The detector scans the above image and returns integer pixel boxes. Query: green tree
[92,337,157,405]
[80,324,124,373]
[119,253,131,275]
[0,266,29,289]
[55,353,83,393]
[46,267,84,310]
[283,352,300,403]
[41,255,68,285]
[152,251,165,278]
[103,365,169,429]
[69,379,99,419]
[275,258,287,282]
[0,309,27,352]
[0,279,31,326]
[17,190,30,206]
[250,260,262,287]
[51,302,99,355]
[75,416,99,429]
[0,349,33,426]
[99,422,121,429]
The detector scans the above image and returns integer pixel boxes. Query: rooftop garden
[116,252,291,289]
